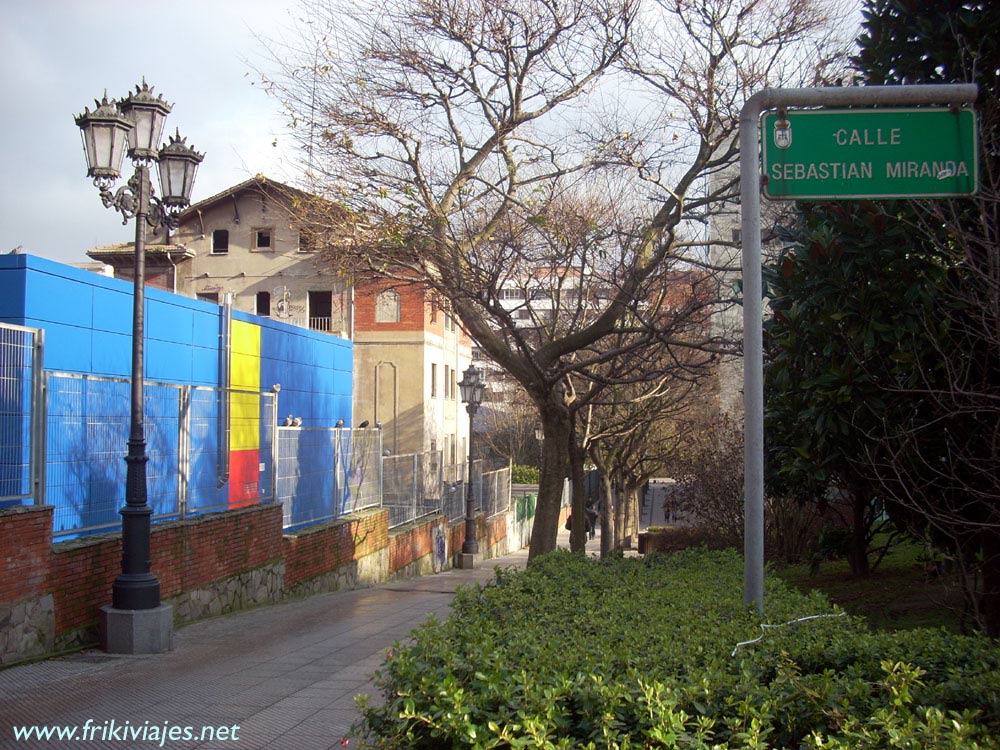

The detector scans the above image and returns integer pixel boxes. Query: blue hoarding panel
[90,330,132,377]
[92,287,134,335]
[39,324,94,373]
[0,255,355,538]
[0,266,26,320]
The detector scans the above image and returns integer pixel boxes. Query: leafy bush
[356,549,1000,749]
[511,464,539,484]
[669,418,825,563]
[644,525,722,553]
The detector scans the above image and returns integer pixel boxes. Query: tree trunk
[613,475,627,549]
[624,486,638,545]
[528,410,571,561]
[848,493,871,578]
[599,471,614,558]
[569,420,587,553]
[978,532,1000,637]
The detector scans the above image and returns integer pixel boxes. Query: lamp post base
[456,552,481,569]
[99,604,173,654]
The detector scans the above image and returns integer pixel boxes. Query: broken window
[254,228,273,250]
[309,290,333,331]
[211,230,229,254]
[256,291,271,317]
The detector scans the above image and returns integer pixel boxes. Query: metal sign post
[739,84,978,614]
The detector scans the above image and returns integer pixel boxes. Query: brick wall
[283,509,389,588]
[485,515,507,550]
[354,280,429,333]
[3,499,511,664]
[33,504,285,638]
[0,505,53,605]
[154,505,284,595]
[389,517,445,574]
[49,535,120,636]
[447,519,467,557]
[445,514,511,562]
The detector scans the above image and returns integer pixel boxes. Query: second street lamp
[458,365,486,558]
[76,81,203,652]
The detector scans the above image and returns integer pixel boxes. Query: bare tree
[262,0,845,559]
[587,370,714,555]
[478,382,539,466]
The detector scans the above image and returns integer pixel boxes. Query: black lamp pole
[120,163,156,609]
[76,82,203,611]
[459,365,485,555]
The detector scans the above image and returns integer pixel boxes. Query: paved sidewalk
[0,528,601,750]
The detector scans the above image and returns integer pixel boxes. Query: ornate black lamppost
[76,82,203,651]
[458,365,486,560]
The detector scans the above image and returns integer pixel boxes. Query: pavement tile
[260,736,345,750]
[269,695,340,711]
[0,526,603,750]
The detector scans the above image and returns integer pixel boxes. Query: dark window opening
[309,290,333,331]
[254,229,273,250]
[299,228,315,253]
[211,230,229,254]
[256,291,271,317]
[197,292,220,304]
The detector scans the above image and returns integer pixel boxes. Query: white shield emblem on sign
[774,119,792,149]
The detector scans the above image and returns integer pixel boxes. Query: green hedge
[357,549,1000,749]
[511,464,540,484]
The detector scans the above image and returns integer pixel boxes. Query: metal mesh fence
[442,461,469,522]
[482,465,512,518]
[0,324,40,507]
[276,426,383,530]
[381,451,443,528]
[45,373,275,539]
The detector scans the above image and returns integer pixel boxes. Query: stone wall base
[389,552,439,581]
[0,594,54,666]
[170,561,285,623]
[286,548,390,599]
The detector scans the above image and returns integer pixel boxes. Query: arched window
[375,289,401,323]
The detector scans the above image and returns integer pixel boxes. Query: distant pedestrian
[585,506,598,539]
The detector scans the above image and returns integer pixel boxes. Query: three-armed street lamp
[76,81,203,652]
[458,365,486,562]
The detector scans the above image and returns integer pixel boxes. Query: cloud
[0,0,299,263]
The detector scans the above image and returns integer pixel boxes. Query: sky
[0,0,304,264]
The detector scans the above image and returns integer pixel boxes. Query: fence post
[334,427,342,519]
[436,449,443,516]
[217,295,232,488]
[178,385,190,519]
[270,385,280,504]
[31,329,47,506]
[475,459,483,513]
[374,428,383,514]
[411,453,418,524]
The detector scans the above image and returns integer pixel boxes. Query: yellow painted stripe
[230,320,261,451]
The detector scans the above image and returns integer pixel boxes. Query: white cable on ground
[732,611,847,657]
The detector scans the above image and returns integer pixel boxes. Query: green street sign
[761,107,979,200]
